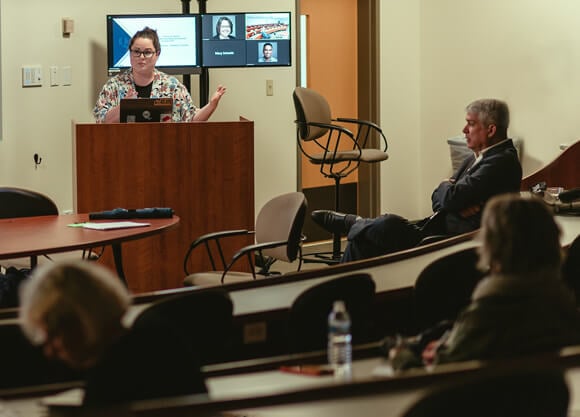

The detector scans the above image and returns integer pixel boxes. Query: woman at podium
[93,26,226,123]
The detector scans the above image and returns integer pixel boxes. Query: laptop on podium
[119,98,173,123]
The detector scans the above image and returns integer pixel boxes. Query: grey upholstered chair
[293,87,389,263]
[183,192,307,286]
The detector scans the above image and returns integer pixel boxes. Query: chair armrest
[220,240,289,283]
[335,117,381,131]
[188,229,251,248]
[298,121,361,160]
[307,120,355,137]
[417,235,450,246]
[183,229,254,275]
[334,117,388,152]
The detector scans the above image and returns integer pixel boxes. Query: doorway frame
[295,0,381,218]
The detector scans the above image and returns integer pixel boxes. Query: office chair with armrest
[183,192,307,287]
[293,87,389,264]
[287,273,376,353]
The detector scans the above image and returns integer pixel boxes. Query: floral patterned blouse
[93,69,197,122]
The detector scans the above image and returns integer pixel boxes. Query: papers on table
[68,221,151,231]
[40,388,84,407]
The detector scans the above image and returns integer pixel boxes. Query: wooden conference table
[0,214,179,285]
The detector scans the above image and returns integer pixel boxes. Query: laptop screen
[119,98,173,123]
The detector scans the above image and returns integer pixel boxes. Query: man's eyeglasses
[130,49,156,58]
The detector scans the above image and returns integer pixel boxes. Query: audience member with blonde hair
[19,260,206,406]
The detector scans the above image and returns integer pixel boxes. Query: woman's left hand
[210,85,227,104]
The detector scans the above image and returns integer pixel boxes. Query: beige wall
[381,0,580,218]
[379,0,422,217]
[0,0,297,214]
[1,0,578,221]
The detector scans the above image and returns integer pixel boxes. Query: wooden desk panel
[521,139,580,191]
[75,121,254,293]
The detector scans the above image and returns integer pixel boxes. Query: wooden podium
[74,120,254,293]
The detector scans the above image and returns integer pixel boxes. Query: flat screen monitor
[107,14,200,75]
[201,12,291,68]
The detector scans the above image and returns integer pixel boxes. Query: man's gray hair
[466,99,510,137]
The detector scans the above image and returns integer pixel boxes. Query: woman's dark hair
[215,16,234,37]
[129,26,161,53]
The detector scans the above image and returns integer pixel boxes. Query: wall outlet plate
[22,65,43,87]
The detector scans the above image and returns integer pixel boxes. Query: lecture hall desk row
[6,343,580,416]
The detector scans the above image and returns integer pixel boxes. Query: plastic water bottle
[327,300,352,378]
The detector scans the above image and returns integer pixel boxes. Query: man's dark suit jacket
[343,138,522,262]
[431,138,522,235]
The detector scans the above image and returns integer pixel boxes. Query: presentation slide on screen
[107,12,290,71]
[109,16,198,69]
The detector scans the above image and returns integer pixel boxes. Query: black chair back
[413,247,485,331]
[0,187,59,270]
[288,273,376,353]
[133,289,234,365]
[402,368,569,417]
[563,234,580,305]
[0,187,58,218]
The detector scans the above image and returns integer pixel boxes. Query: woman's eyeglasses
[130,49,156,58]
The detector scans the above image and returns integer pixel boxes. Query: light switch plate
[22,66,43,87]
[50,66,59,86]
[266,80,274,96]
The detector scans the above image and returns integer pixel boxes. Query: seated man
[312,98,523,262]
[19,260,207,407]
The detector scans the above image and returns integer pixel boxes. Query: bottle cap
[333,300,346,312]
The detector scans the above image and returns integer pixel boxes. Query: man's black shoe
[311,210,361,235]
